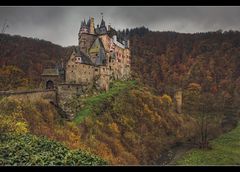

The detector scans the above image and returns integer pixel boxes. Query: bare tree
[0,19,9,65]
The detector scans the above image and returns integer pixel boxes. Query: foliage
[78,85,197,165]
[0,133,107,166]
[0,33,70,87]
[0,65,29,90]
[73,80,137,124]
[176,122,240,165]
[0,97,83,149]
[0,97,29,134]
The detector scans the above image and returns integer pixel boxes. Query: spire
[87,17,90,27]
[80,18,88,34]
[100,12,105,27]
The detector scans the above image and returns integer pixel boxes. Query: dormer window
[75,57,82,63]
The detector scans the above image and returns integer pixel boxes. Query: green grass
[176,122,240,165]
[73,80,137,124]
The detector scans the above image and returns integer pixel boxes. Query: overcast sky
[1,6,240,47]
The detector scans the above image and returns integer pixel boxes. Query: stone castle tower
[40,15,131,118]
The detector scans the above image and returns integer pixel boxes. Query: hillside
[0,81,198,165]
[176,122,240,165]
[0,34,71,86]
[0,29,240,165]
[129,28,240,95]
[75,81,198,165]
[0,97,107,165]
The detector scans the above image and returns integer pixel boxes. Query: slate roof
[107,27,118,38]
[74,46,94,66]
[88,38,107,66]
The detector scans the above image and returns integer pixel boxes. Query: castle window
[95,69,98,72]
[72,71,73,73]
[76,57,81,63]
[68,85,70,88]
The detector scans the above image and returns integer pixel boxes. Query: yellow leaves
[96,120,104,127]
[108,122,120,135]
[15,121,29,134]
[161,94,172,105]
[0,97,29,134]
[0,115,29,134]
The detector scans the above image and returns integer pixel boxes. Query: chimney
[90,17,95,34]
[127,40,130,48]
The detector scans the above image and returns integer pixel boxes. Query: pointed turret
[79,19,88,34]
[100,18,106,28]
[87,17,91,28]
[96,13,107,35]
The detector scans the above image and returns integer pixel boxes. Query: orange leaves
[108,122,120,135]
[188,83,202,92]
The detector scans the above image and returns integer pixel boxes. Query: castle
[42,16,131,92]
[41,16,131,116]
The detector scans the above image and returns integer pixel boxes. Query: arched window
[46,80,54,89]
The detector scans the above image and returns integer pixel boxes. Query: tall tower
[89,17,95,34]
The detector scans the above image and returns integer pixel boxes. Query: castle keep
[42,16,131,91]
[41,16,131,117]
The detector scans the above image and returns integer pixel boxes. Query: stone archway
[46,80,54,89]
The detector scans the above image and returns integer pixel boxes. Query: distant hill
[0,34,72,85]
[1,29,240,100]
[1,28,240,165]
[128,28,240,95]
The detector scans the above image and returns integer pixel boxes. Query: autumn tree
[0,65,28,90]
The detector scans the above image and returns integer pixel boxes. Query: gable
[89,38,101,54]
[67,46,94,66]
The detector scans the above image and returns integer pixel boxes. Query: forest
[0,28,240,165]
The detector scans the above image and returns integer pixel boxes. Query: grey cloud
[0,6,240,46]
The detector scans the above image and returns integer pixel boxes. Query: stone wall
[66,54,95,85]
[0,89,57,104]
[96,66,110,91]
[57,83,91,119]
[41,75,63,89]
